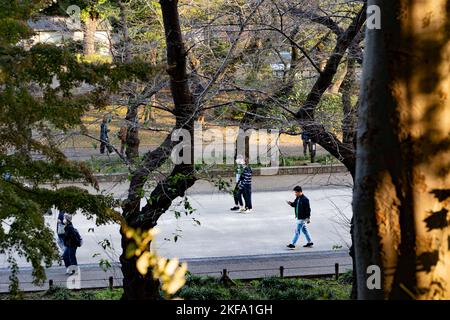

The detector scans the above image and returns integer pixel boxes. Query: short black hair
[293,186,302,192]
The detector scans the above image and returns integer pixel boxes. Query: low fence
[0,262,352,293]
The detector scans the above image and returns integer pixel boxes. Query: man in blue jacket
[286,186,314,248]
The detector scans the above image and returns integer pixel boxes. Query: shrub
[338,270,353,285]
[94,288,123,300]
[44,286,75,300]
[79,291,96,300]
[177,286,231,300]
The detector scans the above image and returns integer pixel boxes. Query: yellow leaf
[136,252,151,276]
[164,258,179,276]
[164,278,186,295]
[157,257,167,272]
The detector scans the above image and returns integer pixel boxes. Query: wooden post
[109,276,114,290]
[221,269,228,280]
[279,266,284,278]
[335,263,339,280]
[49,279,54,290]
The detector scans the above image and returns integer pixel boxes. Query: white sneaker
[240,208,247,212]
[246,209,252,213]
[66,267,76,275]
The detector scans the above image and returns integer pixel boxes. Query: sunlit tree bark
[354,0,450,299]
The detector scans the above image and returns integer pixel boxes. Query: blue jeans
[291,219,312,245]
[63,247,78,267]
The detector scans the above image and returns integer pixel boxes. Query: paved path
[1,182,353,267]
[0,174,353,292]
[0,250,352,293]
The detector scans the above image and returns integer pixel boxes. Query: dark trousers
[242,187,252,209]
[100,141,113,154]
[63,247,78,267]
[233,184,243,206]
[303,140,311,156]
[303,140,316,162]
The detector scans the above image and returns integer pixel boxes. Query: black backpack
[73,228,83,247]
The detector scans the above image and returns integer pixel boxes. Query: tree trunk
[120,0,197,300]
[328,62,347,94]
[124,104,140,162]
[120,232,160,300]
[83,14,98,56]
[119,1,132,62]
[354,0,450,299]
[118,2,141,163]
[340,46,358,146]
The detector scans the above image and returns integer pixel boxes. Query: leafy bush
[185,275,219,287]
[177,286,231,300]
[44,286,75,300]
[79,291,96,300]
[94,288,123,300]
[338,270,353,285]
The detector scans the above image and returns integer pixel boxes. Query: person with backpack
[230,156,244,211]
[62,213,82,274]
[286,186,314,249]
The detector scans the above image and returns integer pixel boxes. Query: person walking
[230,156,244,211]
[238,158,253,213]
[100,116,114,154]
[62,214,82,274]
[286,186,314,249]
[56,210,66,253]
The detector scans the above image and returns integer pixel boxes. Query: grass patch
[174,275,351,300]
[2,275,351,300]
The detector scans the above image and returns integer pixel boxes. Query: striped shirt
[238,166,252,188]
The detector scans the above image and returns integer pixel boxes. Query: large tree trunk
[83,14,98,56]
[120,0,197,300]
[354,0,450,300]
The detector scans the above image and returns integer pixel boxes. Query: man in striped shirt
[238,158,253,213]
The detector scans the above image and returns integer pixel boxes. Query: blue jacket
[301,132,310,141]
[290,194,311,219]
